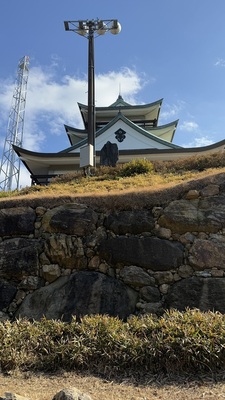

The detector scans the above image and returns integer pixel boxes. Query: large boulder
[199,194,225,228]
[0,207,35,236]
[104,210,155,235]
[165,276,225,313]
[0,238,42,280]
[189,237,225,270]
[99,237,184,271]
[44,234,87,269]
[158,197,225,233]
[41,204,98,235]
[16,271,138,321]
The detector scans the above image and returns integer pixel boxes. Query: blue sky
[1,0,225,186]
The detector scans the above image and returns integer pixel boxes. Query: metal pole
[64,19,121,171]
[87,24,95,152]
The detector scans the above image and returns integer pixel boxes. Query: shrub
[1,310,225,377]
[120,159,154,177]
[154,152,225,174]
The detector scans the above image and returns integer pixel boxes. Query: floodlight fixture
[96,20,107,35]
[110,20,122,35]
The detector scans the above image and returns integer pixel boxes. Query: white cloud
[160,101,185,122]
[96,68,145,105]
[179,120,214,148]
[214,58,225,67]
[0,80,15,138]
[18,165,31,189]
[179,121,199,132]
[183,136,214,148]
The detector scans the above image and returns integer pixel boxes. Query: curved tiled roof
[63,112,179,151]
[78,98,163,127]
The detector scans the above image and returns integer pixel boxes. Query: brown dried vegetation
[1,154,225,211]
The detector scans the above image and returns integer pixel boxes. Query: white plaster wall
[95,120,170,151]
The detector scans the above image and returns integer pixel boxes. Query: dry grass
[0,310,225,400]
[1,371,225,400]
[1,167,225,211]
[1,155,225,202]
[17,167,225,197]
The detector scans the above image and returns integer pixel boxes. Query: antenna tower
[0,56,30,191]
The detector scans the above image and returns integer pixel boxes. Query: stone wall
[1,179,225,321]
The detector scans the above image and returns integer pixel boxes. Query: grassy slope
[1,163,225,211]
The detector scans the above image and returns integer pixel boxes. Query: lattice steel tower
[0,56,30,191]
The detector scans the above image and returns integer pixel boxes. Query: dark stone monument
[100,141,118,167]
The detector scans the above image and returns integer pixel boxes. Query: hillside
[1,156,225,210]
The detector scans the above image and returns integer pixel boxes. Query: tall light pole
[64,19,121,169]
